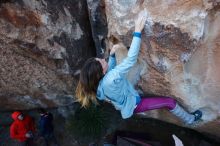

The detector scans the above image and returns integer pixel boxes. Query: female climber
[75,14,202,124]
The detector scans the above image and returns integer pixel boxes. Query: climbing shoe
[192,110,202,121]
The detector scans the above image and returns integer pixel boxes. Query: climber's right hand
[110,44,122,55]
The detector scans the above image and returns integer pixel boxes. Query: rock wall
[104,0,220,136]
[0,0,96,110]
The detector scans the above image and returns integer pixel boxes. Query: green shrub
[66,105,110,141]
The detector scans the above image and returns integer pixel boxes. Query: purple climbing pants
[134,97,177,113]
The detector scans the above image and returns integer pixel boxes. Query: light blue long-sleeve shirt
[97,34,141,119]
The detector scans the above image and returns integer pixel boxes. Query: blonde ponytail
[75,80,98,108]
[75,58,103,108]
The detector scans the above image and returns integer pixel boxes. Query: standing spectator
[10,111,35,146]
[38,108,58,146]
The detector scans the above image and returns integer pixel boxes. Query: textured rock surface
[104,0,220,137]
[0,0,96,109]
[87,0,108,58]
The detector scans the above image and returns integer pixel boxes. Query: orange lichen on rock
[0,4,42,28]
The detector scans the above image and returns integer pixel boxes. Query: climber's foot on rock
[192,110,202,121]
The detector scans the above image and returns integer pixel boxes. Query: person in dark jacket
[38,108,58,146]
[10,111,35,146]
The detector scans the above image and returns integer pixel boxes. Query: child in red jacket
[10,111,35,146]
